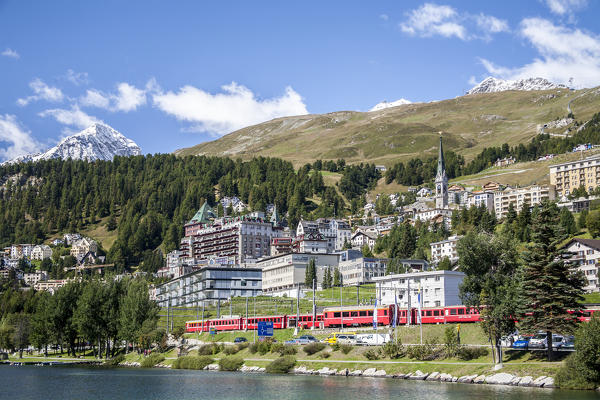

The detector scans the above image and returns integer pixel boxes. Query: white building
[467,191,495,213]
[296,218,351,252]
[493,185,555,219]
[70,238,98,258]
[31,245,52,260]
[259,253,339,296]
[338,250,388,286]
[373,270,465,308]
[417,187,432,197]
[10,244,34,259]
[430,235,462,265]
[562,238,600,292]
[23,270,48,286]
[351,231,377,250]
[63,233,82,245]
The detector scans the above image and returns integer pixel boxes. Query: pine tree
[517,201,586,360]
[304,258,316,288]
[437,256,452,271]
[559,207,577,235]
[322,267,331,289]
[333,267,341,287]
[578,209,589,231]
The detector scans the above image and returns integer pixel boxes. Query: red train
[184,305,599,333]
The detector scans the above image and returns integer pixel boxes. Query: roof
[563,238,600,251]
[189,202,216,224]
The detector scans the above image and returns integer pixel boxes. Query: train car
[245,315,287,330]
[443,306,480,323]
[415,307,446,324]
[323,305,395,328]
[185,317,244,332]
[574,308,600,322]
[287,313,324,329]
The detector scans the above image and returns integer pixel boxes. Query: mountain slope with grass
[176,87,600,167]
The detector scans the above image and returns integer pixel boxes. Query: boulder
[317,367,330,375]
[372,370,387,377]
[473,375,486,384]
[518,376,534,387]
[452,377,458,382]
[363,368,377,377]
[336,368,349,376]
[439,373,453,382]
[509,377,522,386]
[532,376,547,387]
[408,370,428,380]
[485,373,514,385]
[542,377,555,388]
[207,363,219,371]
[426,372,440,381]
[349,369,363,376]
[393,373,407,379]
[457,374,478,383]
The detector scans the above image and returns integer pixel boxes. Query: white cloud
[468,75,478,86]
[1,48,19,59]
[544,0,587,15]
[79,82,147,112]
[65,69,89,85]
[153,82,308,135]
[379,14,389,21]
[17,78,64,106]
[400,3,466,40]
[39,106,102,129]
[476,14,509,34]
[480,18,600,88]
[0,115,42,161]
[399,3,508,41]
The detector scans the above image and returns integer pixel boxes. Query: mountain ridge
[3,123,142,165]
[467,77,568,95]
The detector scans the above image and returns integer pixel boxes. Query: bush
[248,342,259,354]
[319,352,331,359]
[331,343,341,352]
[257,340,272,355]
[265,356,296,374]
[219,356,244,371]
[363,348,380,360]
[556,315,600,389]
[557,355,598,390]
[272,344,297,356]
[237,342,249,350]
[104,354,125,366]
[382,339,404,359]
[457,346,488,361]
[140,353,165,368]
[303,342,326,355]
[340,344,353,355]
[198,343,223,356]
[172,355,214,370]
[406,339,440,361]
[443,327,460,358]
[223,345,240,355]
[270,343,284,354]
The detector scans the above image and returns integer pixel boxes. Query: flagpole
[418,284,423,345]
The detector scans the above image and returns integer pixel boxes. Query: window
[458,308,465,315]
[351,311,358,317]
[334,312,341,318]
[342,312,350,317]
[450,309,457,315]
[359,311,367,317]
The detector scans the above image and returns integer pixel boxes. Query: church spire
[436,135,445,180]
[435,134,448,209]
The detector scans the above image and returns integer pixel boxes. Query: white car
[528,333,547,348]
[356,333,390,346]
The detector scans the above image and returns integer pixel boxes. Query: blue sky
[1,0,600,160]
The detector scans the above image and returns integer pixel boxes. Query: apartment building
[296,218,351,252]
[373,270,465,308]
[430,235,462,265]
[70,238,98,258]
[467,191,494,212]
[338,249,388,286]
[259,253,339,295]
[31,245,52,260]
[562,238,600,293]
[494,185,555,219]
[550,154,600,196]
[351,231,377,250]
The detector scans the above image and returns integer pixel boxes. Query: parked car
[559,335,575,349]
[551,335,564,349]
[233,337,248,343]
[528,333,548,349]
[356,333,390,346]
[511,336,531,349]
[322,332,357,345]
[285,335,318,345]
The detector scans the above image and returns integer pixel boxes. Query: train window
[342,312,350,317]
[360,311,367,317]
[450,309,457,315]
[426,311,432,316]
[383,310,387,316]
[434,310,440,316]
[351,311,358,317]
[458,308,465,315]
[368,311,373,316]
[334,312,341,318]
[421,311,425,316]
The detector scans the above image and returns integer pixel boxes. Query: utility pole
[340,285,343,331]
[357,285,360,306]
[229,297,232,317]
[245,297,249,331]
[217,298,220,319]
[296,283,300,334]
[201,302,205,334]
[253,296,256,344]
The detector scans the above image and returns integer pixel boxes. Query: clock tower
[435,135,448,209]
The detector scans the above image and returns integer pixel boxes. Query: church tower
[435,135,448,209]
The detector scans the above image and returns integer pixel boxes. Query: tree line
[0,277,158,358]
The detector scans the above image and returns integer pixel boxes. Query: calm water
[1,365,597,400]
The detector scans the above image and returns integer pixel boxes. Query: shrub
[303,342,326,355]
[340,344,353,355]
[457,346,488,361]
[223,345,239,355]
[406,339,440,361]
[557,355,598,390]
[363,349,380,360]
[237,342,249,350]
[198,343,223,356]
[257,340,272,355]
[219,356,244,371]
[248,342,259,354]
[265,356,296,374]
[104,354,125,366]
[382,339,404,359]
[331,343,340,352]
[319,352,331,359]
[172,355,214,370]
[140,353,165,368]
[270,343,284,354]
[278,345,297,356]
[443,327,460,358]
[556,315,600,389]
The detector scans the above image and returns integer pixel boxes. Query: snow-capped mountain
[467,77,567,95]
[369,98,412,111]
[3,123,141,165]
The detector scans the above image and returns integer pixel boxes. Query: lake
[1,365,597,400]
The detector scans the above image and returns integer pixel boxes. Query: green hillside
[176,87,600,167]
